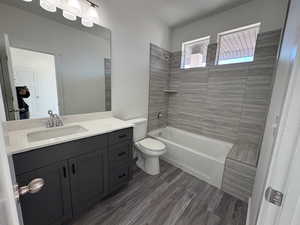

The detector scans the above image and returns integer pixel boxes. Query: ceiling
[140,0,252,28]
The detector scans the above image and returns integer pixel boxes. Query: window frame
[181,36,210,69]
[216,23,261,65]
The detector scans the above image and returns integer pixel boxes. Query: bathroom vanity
[6,117,134,225]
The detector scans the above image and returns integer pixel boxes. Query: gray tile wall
[104,58,112,111]
[148,44,171,131]
[206,43,218,66]
[221,30,281,201]
[222,159,257,202]
[168,30,281,152]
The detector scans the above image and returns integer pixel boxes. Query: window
[181,36,210,69]
[217,23,260,65]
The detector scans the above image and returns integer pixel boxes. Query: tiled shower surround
[148,30,281,201]
[148,44,171,131]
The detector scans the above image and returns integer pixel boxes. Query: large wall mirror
[0,0,111,121]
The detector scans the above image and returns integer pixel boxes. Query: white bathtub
[148,127,233,188]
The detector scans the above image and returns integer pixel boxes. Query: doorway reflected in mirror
[12,48,59,120]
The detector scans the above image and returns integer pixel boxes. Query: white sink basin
[27,125,88,142]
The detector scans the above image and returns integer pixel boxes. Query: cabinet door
[17,161,72,225]
[69,150,107,216]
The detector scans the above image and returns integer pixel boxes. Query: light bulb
[63,10,77,21]
[81,5,98,27]
[82,17,94,27]
[40,0,59,12]
[22,0,33,2]
[88,6,98,21]
[63,0,81,21]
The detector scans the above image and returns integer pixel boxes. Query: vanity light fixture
[24,0,99,28]
[81,1,99,27]
[40,0,59,12]
[62,0,81,21]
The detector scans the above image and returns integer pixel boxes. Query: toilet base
[144,156,160,175]
[136,152,145,170]
[136,152,161,175]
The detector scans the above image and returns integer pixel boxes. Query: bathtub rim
[148,126,233,163]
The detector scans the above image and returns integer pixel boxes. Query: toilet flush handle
[157,112,163,119]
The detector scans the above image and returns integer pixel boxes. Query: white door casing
[278,130,300,225]
[0,85,21,225]
[254,0,300,223]
[257,39,300,225]
[249,0,300,223]
[0,34,19,120]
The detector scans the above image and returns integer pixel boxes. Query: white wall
[98,0,171,119]
[171,0,289,51]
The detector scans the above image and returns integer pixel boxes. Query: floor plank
[72,161,248,225]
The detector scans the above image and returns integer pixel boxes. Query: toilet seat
[136,138,166,153]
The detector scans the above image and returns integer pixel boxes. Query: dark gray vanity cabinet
[108,129,133,192]
[12,128,133,225]
[108,142,132,191]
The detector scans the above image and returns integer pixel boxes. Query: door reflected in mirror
[12,48,59,120]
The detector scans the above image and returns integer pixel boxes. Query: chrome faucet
[47,110,64,128]
[47,110,55,128]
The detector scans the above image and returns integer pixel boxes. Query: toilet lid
[138,138,166,152]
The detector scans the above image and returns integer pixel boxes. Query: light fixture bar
[86,0,99,8]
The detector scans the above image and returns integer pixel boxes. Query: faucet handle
[46,119,53,128]
[54,114,64,126]
[48,110,53,116]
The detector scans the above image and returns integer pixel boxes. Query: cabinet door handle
[118,173,126,179]
[72,164,76,175]
[63,166,67,178]
[118,134,127,138]
[118,152,126,157]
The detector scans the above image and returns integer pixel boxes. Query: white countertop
[6,117,134,155]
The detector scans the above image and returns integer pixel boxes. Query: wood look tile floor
[72,161,248,225]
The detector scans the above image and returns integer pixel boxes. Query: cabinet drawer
[13,134,108,175]
[110,164,130,191]
[109,128,132,145]
[109,142,131,163]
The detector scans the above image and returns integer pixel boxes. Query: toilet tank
[126,118,147,142]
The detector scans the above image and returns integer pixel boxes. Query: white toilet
[127,118,166,175]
